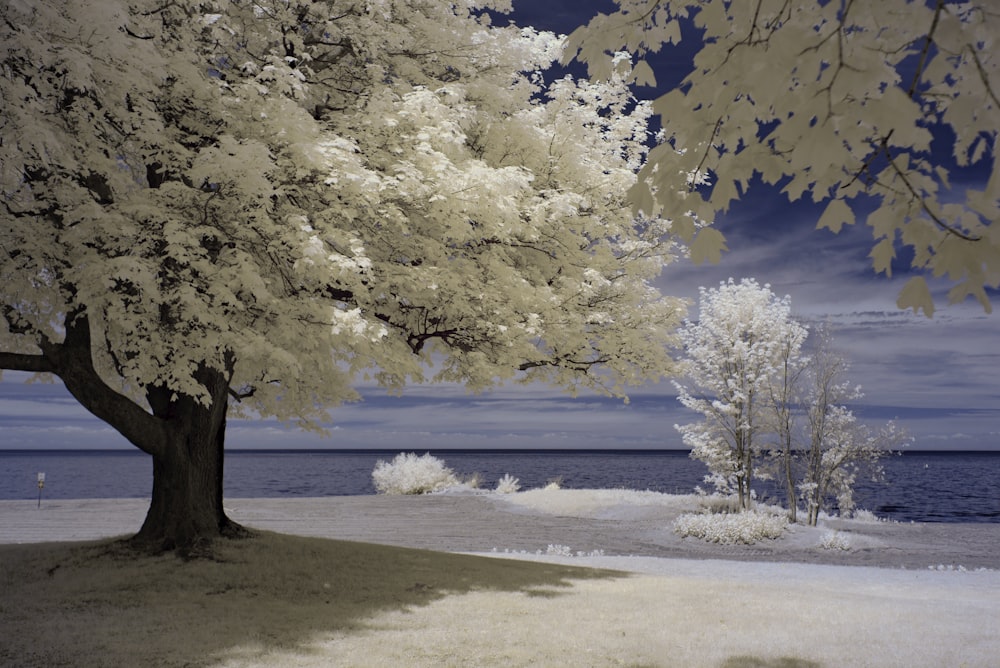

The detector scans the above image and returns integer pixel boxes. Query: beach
[1,491,998,667]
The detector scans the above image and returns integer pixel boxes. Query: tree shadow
[0,531,622,667]
[721,657,823,668]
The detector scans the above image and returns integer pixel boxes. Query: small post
[37,472,45,509]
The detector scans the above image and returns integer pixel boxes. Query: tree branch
[907,0,942,98]
[0,352,55,373]
[882,145,982,242]
[968,45,1000,110]
[37,310,170,457]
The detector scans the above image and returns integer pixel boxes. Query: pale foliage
[674,278,806,509]
[544,544,574,557]
[0,1,684,439]
[818,530,852,551]
[673,509,788,544]
[494,473,521,494]
[800,330,911,525]
[850,509,889,524]
[675,282,905,523]
[371,452,459,495]
[567,0,1000,314]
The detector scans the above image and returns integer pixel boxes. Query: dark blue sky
[0,1,996,451]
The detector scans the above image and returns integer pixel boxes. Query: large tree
[568,0,999,315]
[0,0,684,551]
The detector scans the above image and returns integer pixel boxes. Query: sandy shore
[1,493,998,667]
[3,492,999,570]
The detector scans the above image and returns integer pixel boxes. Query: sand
[1,492,998,667]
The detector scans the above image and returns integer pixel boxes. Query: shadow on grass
[0,530,622,667]
[721,657,823,668]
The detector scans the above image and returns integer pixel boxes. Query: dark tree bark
[136,369,248,552]
[134,410,248,552]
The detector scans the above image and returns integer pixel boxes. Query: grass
[1,495,998,666]
[0,531,618,668]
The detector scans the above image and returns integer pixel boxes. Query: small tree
[674,278,806,510]
[676,284,907,523]
[800,332,910,525]
[762,319,809,522]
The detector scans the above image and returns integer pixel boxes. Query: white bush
[849,508,888,524]
[818,530,852,551]
[371,452,459,495]
[495,473,520,494]
[545,544,574,557]
[673,510,788,544]
[543,477,562,491]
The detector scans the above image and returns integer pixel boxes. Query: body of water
[2,449,997,523]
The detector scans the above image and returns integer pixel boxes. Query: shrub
[673,509,788,544]
[818,530,852,551]
[371,452,459,495]
[495,473,520,494]
[849,508,887,523]
[545,544,574,557]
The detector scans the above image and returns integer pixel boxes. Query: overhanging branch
[0,352,55,373]
[36,310,170,457]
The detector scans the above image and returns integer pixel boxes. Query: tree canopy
[0,0,683,549]
[567,0,999,315]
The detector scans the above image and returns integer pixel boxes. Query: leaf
[629,59,657,87]
[671,215,697,242]
[896,277,935,317]
[816,199,854,234]
[869,238,896,276]
[689,227,728,264]
[865,206,898,239]
[662,19,681,45]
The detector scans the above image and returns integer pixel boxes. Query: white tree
[0,0,684,550]
[567,0,999,315]
[762,314,810,523]
[677,286,906,521]
[674,278,806,510]
[800,331,910,525]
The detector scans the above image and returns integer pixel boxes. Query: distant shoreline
[3,447,999,454]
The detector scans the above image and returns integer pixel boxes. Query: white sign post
[37,472,45,508]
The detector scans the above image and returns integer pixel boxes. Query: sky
[0,1,997,452]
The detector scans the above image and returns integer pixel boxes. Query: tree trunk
[133,364,248,553]
[133,408,247,552]
[783,444,797,524]
[738,440,753,511]
[28,312,247,553]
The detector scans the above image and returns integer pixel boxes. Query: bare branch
[0,352,55,373]
[907,0,943,98]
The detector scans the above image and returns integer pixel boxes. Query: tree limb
[37,310,170,457]
[0,352,55,373]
